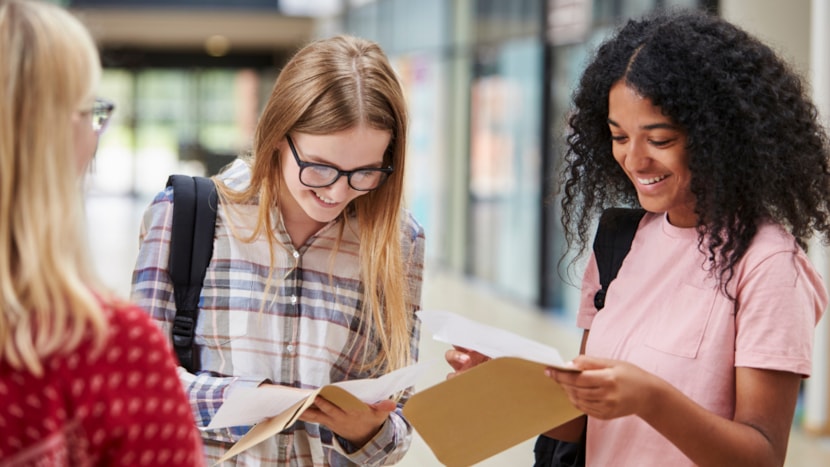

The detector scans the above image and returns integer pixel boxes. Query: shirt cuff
[331,417,397,464]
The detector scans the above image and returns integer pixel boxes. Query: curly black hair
[560,9,830,294]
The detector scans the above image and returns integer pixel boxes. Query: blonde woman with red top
[0,1,203,465]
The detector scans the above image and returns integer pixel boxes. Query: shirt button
[292,251,300,258]
[286,345,295,353]
[290,295,297,304]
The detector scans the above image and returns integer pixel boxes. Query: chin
[308,207,344,224]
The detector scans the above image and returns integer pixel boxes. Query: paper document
[417,309,573,369]
[209,361,431,464]
[403,310,583,467]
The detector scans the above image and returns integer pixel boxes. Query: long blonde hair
[217,35,412,373]
[0,0,108,376]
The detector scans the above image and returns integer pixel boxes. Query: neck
[279,193,326,248]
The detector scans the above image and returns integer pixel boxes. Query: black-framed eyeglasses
[286,135,393,191]
[86,98,115,134]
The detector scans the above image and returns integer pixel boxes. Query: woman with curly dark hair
[543,9,830,467]
[446,8,830,467]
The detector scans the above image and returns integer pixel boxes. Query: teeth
[314,191,336,204]
[638,174,668,185]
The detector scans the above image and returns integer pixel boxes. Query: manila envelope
[403,356,583,467]
[214,385,370,465]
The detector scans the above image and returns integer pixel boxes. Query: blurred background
[55,0,830,464]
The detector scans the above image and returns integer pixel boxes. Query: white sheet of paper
[331,360,429,402]
[417,309,568,368]
[207,386,311,429]
[207,361,432,429]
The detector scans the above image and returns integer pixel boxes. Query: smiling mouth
[637,174,669,185]
[313,191,337,205]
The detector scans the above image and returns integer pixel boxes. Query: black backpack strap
[591,208,646,311]
[532,208,645,467]
[166,175,218,373]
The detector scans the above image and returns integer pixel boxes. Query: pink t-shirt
[576,212,826,466]
[0,301,204,466]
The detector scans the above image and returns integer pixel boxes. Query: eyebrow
[607,118,679,131]
[302,153,385,170]
[289,137,385,169]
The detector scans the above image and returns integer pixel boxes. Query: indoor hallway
[86,194,830,467]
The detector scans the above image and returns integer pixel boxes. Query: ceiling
[72,7,316,53]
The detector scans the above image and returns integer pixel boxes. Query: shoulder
[101,300,175,363]
[744,222,802,262]
[400,209,425,242]
[735,222,820,289]
[215,158,252,191]
[40,299,178,391]
[140,183,175,229]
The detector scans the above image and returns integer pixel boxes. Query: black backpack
[533,207,646,467]
[166,174,218,374]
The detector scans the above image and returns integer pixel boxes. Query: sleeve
[129,187,264,443]
[734,248,828,376]
[330,214,425,466]
[403,213,426,369]
[575,253,601,330]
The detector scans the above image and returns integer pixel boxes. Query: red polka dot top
[0,301,204,466]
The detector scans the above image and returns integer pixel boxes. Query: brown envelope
[403,357,583,467]
[214,385,370,465]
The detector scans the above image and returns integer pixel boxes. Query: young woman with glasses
[0,0,203,464]
[131,35,425,466]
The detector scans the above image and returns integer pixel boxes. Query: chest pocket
[193,265,253,345]
[644,283,717,359]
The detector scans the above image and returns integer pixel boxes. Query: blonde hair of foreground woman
[0,0,109,375]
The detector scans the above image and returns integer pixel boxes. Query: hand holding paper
[208,361,429,430]
[444,345,491,379]
[403,310,583,467]
[298,395,397,447]
[207,361,431,464]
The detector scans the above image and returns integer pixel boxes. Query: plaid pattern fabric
[131,160,425,466]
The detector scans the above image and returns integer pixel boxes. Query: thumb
[571,354,614,371]
[370,399,397,414]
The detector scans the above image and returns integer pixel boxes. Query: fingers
[302,396,394,447]
[445,346,491,374]
[369,399,397,413]
[546,366,584,385]
[304,396,394,421]
[546,358,649,420]
[445,349,471,371]
[571,354,614,371]
[297,396,340,424]
[444,348,493,380]
[310,395,343,416]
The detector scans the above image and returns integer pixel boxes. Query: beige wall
[719,0,811,77]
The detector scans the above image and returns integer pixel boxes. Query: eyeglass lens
[287,135,391,191]
[300,165,387,191]
[92,98,115,134]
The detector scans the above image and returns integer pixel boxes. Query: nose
[622,139,650,172]
[323,175,353,199]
